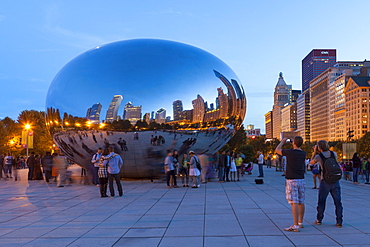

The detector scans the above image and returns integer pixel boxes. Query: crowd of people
[163,149,252,189]
[0,151,72,186]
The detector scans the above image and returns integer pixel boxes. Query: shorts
[285,179,306,204]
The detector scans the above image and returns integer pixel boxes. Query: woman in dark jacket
[352,152,362,184]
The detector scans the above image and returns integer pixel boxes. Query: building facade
[105,95,123,123]
[302,49,337,92]
[123,102,142,125]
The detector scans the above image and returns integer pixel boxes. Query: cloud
[42,4,109,49]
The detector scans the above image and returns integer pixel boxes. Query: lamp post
[25,124,31,158]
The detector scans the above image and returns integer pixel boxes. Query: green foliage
[227,125,247,151]
[358,132,370,158]
[237,144,255,162]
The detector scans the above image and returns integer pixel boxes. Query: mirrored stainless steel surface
[46,39,246,178]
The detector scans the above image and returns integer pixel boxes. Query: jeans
[166,170,177,186]
[353,167,360,182]
[258,164,264,177]
[317,179,343,224]
[218,167,225,181]
[108,173,123,196]
[224,166,230,181]
[365,170,370,183]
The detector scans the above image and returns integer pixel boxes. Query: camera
[286,139,291,142]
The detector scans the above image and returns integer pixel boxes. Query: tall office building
[272,72,292,139]
[105,95,123,123]
[264,111,273,139]
[302,49,337,92]
[123,102,142,125]
[296,92,310,142]
[173,100,183,121]
[86,103,102,124]
[155,108,166,124]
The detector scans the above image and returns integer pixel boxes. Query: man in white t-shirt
[257,151,264,177]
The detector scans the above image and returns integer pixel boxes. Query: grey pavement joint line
[220,182,251,247]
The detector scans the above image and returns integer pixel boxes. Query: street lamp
[25,124,31,158]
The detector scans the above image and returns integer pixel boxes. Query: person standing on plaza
[235,153,243,181]
[179,153,190,187]
[276,136,306,232]
[4,153,14,179]
[310,140,343,228]
[217,151,226,182]
[98,149,110,197]
[257,151,264,177]
[91,148,102,186]
[53,152,69,187]
[189,151,201,188]
[0,154,4,179]
[33,154,44,180]
[266,153,272,168]
[365,157,370,184]
[27,152,36,180]
[164,151,178,188]
[224,151,231,182]
[41,152,54,183]
[352,152,361,184]
[310,162,321,189]
[106,147,124,196]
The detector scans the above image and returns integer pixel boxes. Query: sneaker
[284,225,300,232]
[315,220,322,225]
[336,223,342,228]
[312,187,316,189]
[298,223,304,228]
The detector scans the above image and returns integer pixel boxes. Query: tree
[226,125,247,151]
[358,132,370,158]
[0,117,20,154]
[237,144,255,162]
[18,110,54,155]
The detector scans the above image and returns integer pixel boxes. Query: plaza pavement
[1,165,370,247]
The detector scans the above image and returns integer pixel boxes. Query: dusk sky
[1,0,369,132]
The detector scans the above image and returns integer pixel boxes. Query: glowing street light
[24,124,31,158]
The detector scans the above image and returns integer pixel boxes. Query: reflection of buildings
[168,70,246,126]
[192,95,205,122]
[123,102,142,125]
[143,113,150,125]
[105,95,123,122]
[173,100,183,121]
[155,108,166,124]
[86,103,102,124]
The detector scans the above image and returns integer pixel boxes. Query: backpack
[311,163,320,174]
[319,151,342,183]
[195,157,202,171]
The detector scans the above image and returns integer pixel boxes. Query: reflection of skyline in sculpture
[105,95,123,122]
[45,39,247,178]
[86,103,102,124]
[124,102,142,125]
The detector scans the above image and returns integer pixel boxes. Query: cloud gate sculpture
[46,39,246,178]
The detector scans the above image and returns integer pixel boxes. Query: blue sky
[1,0,369,133]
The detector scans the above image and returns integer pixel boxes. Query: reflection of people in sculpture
[117,138,128,151]
[133,132,139,140]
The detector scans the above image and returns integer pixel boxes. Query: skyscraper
[123,101,142,125]
[272,72,292,139]
[105,95,123,123]
[302,49,337,92]
[173,100,183,121]
[86,103,102,124]
[155,108,166,124]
